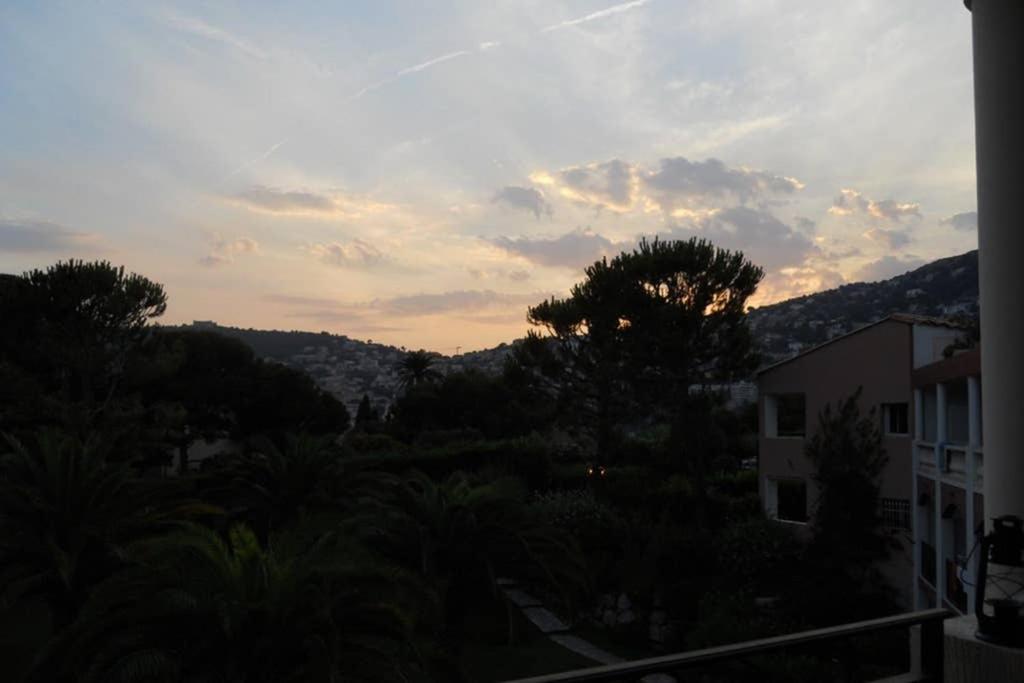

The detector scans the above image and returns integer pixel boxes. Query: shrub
[344,431,410,455]
[533,489,627,589]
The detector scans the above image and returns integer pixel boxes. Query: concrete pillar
[965,375,981,609]
[914,388,924,441]
[936,383,948,445]
[912,445,921,610]
[967,377,982,449]
[935,476,945,605]
[950,7,1024,678]
[970,0,1024,525]
[934,383,947,604]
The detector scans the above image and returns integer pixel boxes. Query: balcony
[503,609,949,683]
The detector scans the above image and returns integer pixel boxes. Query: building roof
[756,313,967,377]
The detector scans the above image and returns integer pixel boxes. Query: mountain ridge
[183,249,978,410]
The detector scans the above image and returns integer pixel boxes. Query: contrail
[541,0,651,32]
[227,137,288,177]
[397,50,470,76]
[349,0,655,103]
[352,50,473,100]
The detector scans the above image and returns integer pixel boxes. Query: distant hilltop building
[191,320,218,330]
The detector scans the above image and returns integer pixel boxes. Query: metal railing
[502,608,950,683]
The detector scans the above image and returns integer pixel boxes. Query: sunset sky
[0,1,979,352]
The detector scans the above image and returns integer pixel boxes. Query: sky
[0,1,980,352]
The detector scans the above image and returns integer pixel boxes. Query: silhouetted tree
[397,350,442,390]
[0,431,207,632]
[22,261,165,407]
[37,523,430,683]
[355,394,379,429]
[379,473,586,653]
[528,237,763,465]
[803,388,894,623]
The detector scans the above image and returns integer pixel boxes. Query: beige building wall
[758,319,916,517]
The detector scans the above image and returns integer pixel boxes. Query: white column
[936,383,948,446]
[912,445,921,610]
[965,376,980,611]
[935,476,945,605]
[934,383,947,605]
[967,377,982,449]
[971,1,1024,526]
[914,388,924,441]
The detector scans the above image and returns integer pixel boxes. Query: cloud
[532,159,635,212]
[468,267,532,282]
[376,290,540,316]
[642,157,803,212]
[226,186,391,218]
[754,265,846,306]
[541,0,652,32]
[0,218,96,253]
[668,206,818,271]
[829,189,921,222]
[863,227,912,249]
[264,287,544,333]
[851,255,926,282]
[794,216,816,232]
[488,228,630,269]
[941,211,978,232]
[527,157,801,214]
[492,186,553,219]
[200,237,259,267]
[268,289,540,325]
[307,239,387,268]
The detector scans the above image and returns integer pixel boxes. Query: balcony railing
[503,608,949,683]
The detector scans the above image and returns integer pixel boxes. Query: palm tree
[36,522,433,683]
[397,350,442,390]
[0,431,209,630]
[212,433,395,540]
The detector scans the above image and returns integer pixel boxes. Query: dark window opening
[777,394,806,437]
[883,402,909,435]
[777,479,808,523]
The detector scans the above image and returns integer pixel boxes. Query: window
[881,497,911,530]
[776,394,806,437]
[776,479,808,523]
[882,402,909,435]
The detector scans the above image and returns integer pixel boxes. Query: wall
[912,325,961,369]
[759,319,916,512]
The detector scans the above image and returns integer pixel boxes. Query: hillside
[170,322,514,416]
[747,250,978,365]
[176,250,979,408]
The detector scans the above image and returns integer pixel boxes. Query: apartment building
[757,313,963,604]
[912,347,982,615]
